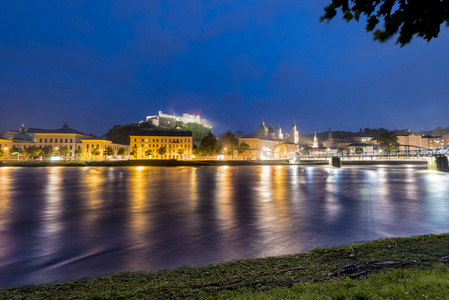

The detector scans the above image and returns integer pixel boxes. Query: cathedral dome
[256,118,268,137]
[12,124,34,142]
[268,124,274,134]
[13,133,34,142]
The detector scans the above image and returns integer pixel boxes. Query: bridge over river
[303,145,449,159]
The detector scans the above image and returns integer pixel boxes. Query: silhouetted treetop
[320,0,449,46]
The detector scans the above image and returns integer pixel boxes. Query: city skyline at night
[1,1,448,136]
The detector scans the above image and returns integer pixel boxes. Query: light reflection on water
[0,165,449,288]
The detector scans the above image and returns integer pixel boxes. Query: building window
[70,145,72,150]
[45,139,47,143]
[50,139,52,143]
[60,139,63,143]
[70,139,73,143]
[39,139,42,142]
[65,139,68,143]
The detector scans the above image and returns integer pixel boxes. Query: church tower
[312,131,319,148]
[288,119,299,144]
[268,124,275,138]
[277,124,283,139]
[327,125,333,140]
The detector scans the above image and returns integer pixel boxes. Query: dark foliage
[321,0,449,46]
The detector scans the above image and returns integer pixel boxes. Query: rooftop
[131,131,193,137]
[27,127,88,135]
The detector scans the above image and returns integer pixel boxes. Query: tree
[234,130,244,138]
[157,146,167,157]
[215,145,223,155]
[24,146,41,159]
[376,131,399,155]
[355,147,364,155]
[177,148,184,159]
[0,149,4,158]
[220,131,239,156]
[75,148,84,160]
[238,142,250,155]
[117,148,127,156]
[90,147,101,160]
[41,145,54,158]
[177,122,210,143]
[198,132,219,156]
[103,147,115,160]
[130,147,138,159]
[145,149,153,158]
[59,146,70,159]
[192,148,200,156]
[320,0,449,46]
[300,147,311,156]
[105,123,142,144]
[336,147,344,155]
[10,145,21,155]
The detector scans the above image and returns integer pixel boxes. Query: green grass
[2,233,449,299]
[228,265,449,299]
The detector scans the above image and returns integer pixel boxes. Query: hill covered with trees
[104,122,211,145]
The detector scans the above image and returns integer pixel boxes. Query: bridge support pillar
[329,157,341,168]
[428,156,449,172]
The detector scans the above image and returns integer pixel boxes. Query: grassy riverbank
[2,233,449,299]
[0,158,427,167]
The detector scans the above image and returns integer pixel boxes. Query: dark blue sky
[1,1,448,136]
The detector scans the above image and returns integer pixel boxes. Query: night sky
[1,1,448,136]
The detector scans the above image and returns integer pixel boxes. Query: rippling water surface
[1,165,448,288]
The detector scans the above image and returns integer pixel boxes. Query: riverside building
[129,131,193,160]
[238,119,300,159]
[0,123,129,160]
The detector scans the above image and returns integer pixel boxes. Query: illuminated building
[288,119,299,144]
[129,131,193,159]
[312,132,319,148]
[274,142,300,159]
[1,123,128,160]
[239,118,300,159]
[421,135,445,149]
[0,138,13,154]
[255,118,299,144]
[237,137,261,159]
[0,130,19,139]
[277,124,283,139]
[81,138,130,160]
[256,119,269,137]
[140,111,212,129]
[397,133,423,147]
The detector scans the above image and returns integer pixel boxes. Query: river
[0,165,448,288]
